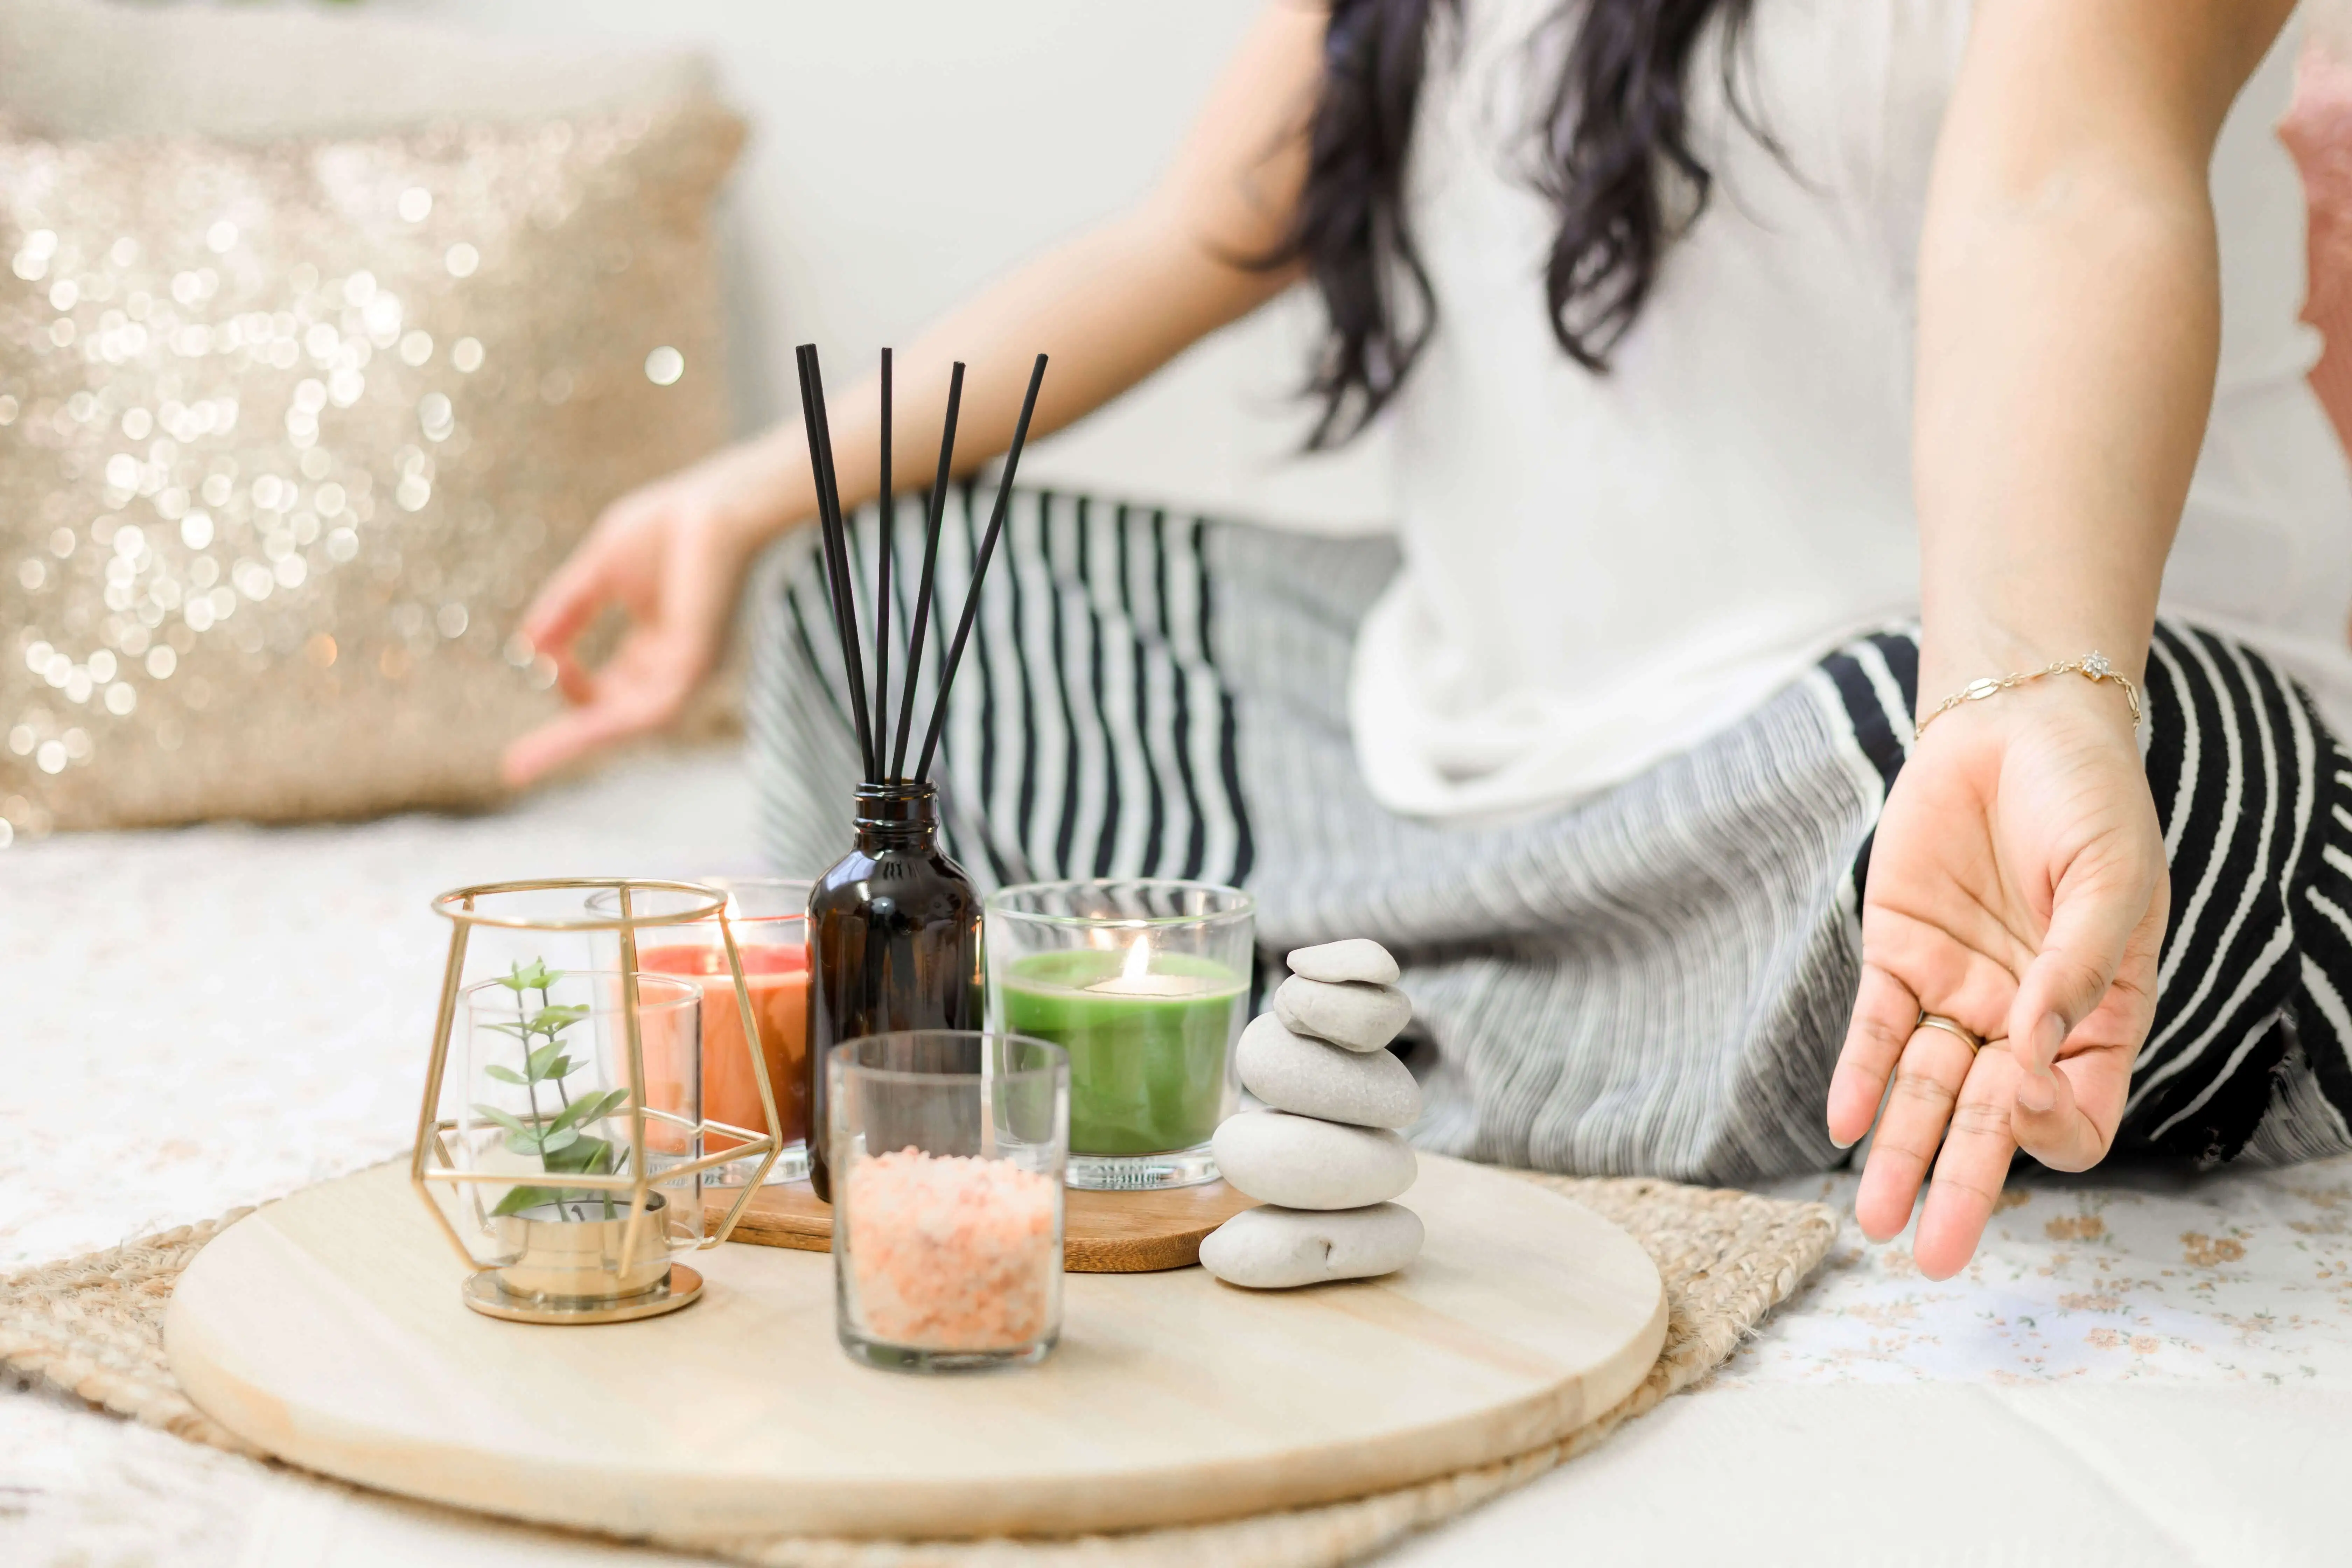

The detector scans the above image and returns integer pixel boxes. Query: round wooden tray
[165,1155,1665,1541]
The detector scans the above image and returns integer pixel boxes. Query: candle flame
[1122,933,1151,982]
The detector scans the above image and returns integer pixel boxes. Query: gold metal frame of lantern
[411,877,783,1324]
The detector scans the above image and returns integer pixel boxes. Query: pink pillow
[2283,42,2352,457]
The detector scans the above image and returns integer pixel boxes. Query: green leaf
[482,1064,526,1085]
[488,1182,606,1217]
[513,958,561,992]
[533,1003,590,1032]
[526,1041,568,1079]
[479,1020,532,1040]
[583,1088,634,1123]
[539,1126,580,1154]
[503,1130,541,1156]
[490,1183,559,1216]
[471,1103,533,1138]
[495,964,532,993]
[547,1090,615,1135]
[544,1134,612,1175]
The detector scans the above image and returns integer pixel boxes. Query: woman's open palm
[1825,682,2168,1277]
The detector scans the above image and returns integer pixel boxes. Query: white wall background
[379,0,1396,532]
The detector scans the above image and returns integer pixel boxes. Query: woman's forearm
[800,210,1302,524]
[723,0,1325,550]
[1912,0,2292,705]
[1913,135,2216,693]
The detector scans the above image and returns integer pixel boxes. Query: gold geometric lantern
[411,878,781,1324]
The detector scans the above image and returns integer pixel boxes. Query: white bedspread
[5,747,2348,1565]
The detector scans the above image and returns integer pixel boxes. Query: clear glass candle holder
[831,1031,1068,1373]
[594,877,813,1186]
[984,880,1253,1191]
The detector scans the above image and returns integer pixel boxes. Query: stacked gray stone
[1199,939,1426,1289]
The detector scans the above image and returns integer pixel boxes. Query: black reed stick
[791,345,859,772]
[805,352,876,780]
[891,362,964,779]
[793,344,877,782]
[872,349,894,764]
[915,353,1048,783]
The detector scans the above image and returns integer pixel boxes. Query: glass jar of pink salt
[830,1031,1069,1371]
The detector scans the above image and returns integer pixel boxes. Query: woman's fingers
[1828,963,1920,1147]
[1917,1040,2119,1275]
[502,619,701,786]
[1913,1051,2020,1278]
[499,672,671,787]
[1863,1037,2126,1275]
[1853,1024,1975,1241]
[500,531,632,787]
[518,504,652,701]
[2004,850,2149,1099]
[519,529,617,651]
[500,493,746,788]
[516,553,614,704]
[2011,1044,2127,1172]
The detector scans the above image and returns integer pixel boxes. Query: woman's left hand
[1825,672,2168,1277]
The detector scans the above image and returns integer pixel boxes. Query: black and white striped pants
[749,490,2352,1182]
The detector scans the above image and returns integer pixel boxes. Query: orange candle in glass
[637,878,813,1184]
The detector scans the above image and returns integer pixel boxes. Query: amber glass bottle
[804,781,983,1202]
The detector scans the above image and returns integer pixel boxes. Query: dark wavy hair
[1287,0,1761,447]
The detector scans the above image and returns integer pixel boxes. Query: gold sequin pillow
[0,98,741,836]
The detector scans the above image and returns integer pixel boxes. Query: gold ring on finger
[1914,1012,1984,1055]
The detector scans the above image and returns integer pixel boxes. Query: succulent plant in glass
[473,960,635,1219]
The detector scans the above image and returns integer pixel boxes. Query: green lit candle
[998,938,1246,1157]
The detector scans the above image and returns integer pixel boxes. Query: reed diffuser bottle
[805,783,982,1200]
[792,342,1049,1202]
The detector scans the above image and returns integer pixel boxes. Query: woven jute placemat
[0,1170,1835,1567]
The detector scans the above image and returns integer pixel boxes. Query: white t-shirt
[1350,0,2352,820]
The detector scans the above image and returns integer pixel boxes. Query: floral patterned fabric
[1733,1158,2352,1387]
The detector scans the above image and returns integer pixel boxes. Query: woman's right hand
[500,438,799,788]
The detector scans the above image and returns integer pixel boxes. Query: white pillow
[0,0,713,139]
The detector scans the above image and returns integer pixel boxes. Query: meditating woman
[505,0,2352,1277]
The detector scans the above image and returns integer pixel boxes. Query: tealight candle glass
[984,880,1253,1191]
[830,1030,1069,1372]
[592,877,813,1186]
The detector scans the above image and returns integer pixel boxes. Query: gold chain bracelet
[1913,651,2143,742]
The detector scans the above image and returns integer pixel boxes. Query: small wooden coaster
[721,1179,1258,1272]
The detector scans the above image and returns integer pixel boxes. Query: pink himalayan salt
[844,1148,1059,1351]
